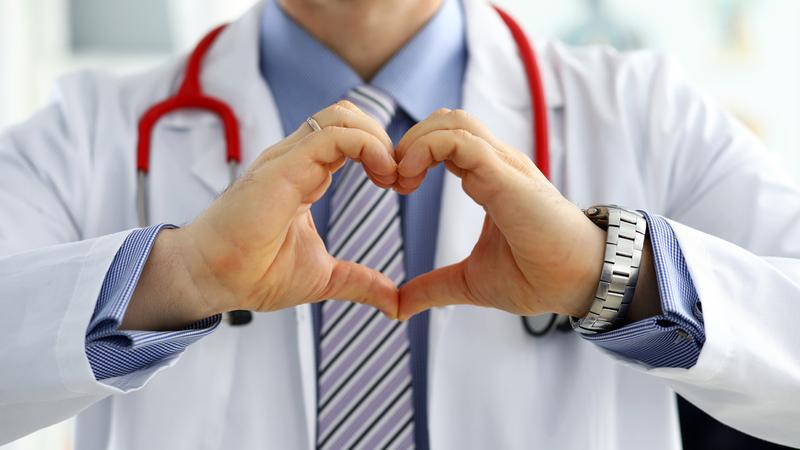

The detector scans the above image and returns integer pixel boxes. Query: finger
[395,170,427,195]
[321,259,399,319]
[367,169,399,190]
[261,100,394,165]
[397,129,505,198]
[324,155,347,173]
[301,127,397,178]
[397,109,502,161]
[286,100,394,151]
[282,126,398,196]
[396,108,451,160]
[397,261,476,321]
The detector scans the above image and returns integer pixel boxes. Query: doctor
[1,0,800,448]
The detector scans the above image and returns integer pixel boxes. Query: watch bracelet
[571,206,647,335]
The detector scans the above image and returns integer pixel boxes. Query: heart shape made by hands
[179,104,604,327]
[320,108,606,322]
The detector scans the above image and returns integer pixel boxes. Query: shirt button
[674,329,692,343]
[693,302,704,321]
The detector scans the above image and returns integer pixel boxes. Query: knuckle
[433,107,451,116]
[327,102,349,117]
[451,109,471,120]
[316,127,344,143]
[452,128,473,140]
[318,125,336,135]
[336,100,357,111]
[329,105,345,117]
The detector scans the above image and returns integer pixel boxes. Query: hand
[395,109,607,321]
[122,101,400,330]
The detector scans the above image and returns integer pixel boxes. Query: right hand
[122,101,400,330]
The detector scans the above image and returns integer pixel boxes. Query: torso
[65,4,682,449]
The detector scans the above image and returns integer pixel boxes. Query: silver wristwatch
[570,205,647,335]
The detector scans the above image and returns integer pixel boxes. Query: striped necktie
[316,85,415,450]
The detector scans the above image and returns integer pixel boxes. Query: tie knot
[344,85,397,128]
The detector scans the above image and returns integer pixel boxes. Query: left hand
[395,109,607,321]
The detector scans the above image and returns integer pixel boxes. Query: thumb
[321,259,400,319]
[398,261,476,321]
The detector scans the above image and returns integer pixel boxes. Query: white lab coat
[1,0,800,449]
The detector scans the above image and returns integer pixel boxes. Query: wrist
[563,218,606,317]
[570,206,648,334]
[170,226,239,316]
[122,228,221,331]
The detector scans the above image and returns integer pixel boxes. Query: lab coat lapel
[428,0,565,418]
[165,3,318,446]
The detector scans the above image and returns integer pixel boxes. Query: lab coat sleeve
[86,224,221,382]
[601,52,800,447]
[0,97,178,443]
[0,232,135,444]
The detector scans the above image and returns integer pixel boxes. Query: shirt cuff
[85,224,221,380]
[581,212,705,369]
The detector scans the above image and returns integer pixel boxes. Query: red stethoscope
[136,6,560,333]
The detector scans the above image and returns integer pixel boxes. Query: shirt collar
[259,0,466,132]
[370,0,465,121]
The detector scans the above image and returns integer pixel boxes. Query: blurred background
[0,0,797,449]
